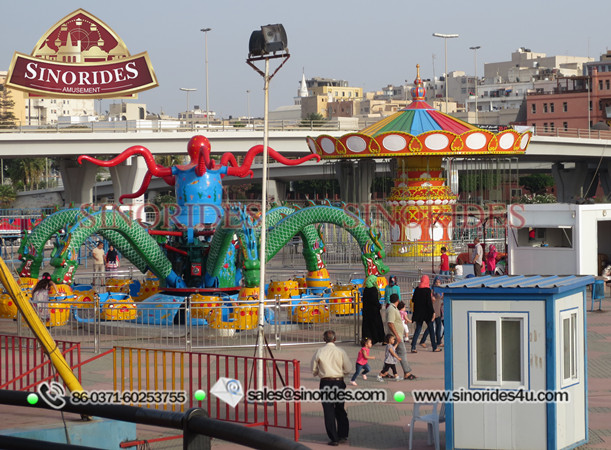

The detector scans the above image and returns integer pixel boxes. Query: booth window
[470,313,528,388]
[515,226,573,248]
[561,309,579,386]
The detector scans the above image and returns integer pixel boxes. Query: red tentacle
[78,146,172,178]
[220,153,239,167]
[119,171,154,204]
[225,145,321,178]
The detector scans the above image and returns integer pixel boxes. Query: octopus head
[188,135,212,175]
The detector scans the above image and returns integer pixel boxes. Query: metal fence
[0,334,81,391]
[2,295,361,352]
[113,346,302,440]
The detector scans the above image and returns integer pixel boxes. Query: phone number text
[71,390,187,405]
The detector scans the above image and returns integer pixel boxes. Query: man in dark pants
[311,330,352,446]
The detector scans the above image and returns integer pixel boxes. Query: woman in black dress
[410,275,440,353]
[105,245,120,271]
[361,275,385,345]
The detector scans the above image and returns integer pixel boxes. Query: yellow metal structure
[0,257,83,392]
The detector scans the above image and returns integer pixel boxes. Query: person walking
[471,237,484,277]
[350,337,375,386]
[377,333,401,381]
[439,247,450,278]
[31,272,56,324]
[311,330,352,446]
[419,276,444,347]
[486,244,498,275]
[386,294,417,380]
[92,242,106,285]
[411,275,440,353]
[383,275,401,305]
[361,275,385,345]
[105,244,120,271]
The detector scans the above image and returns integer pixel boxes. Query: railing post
[274,294,281,351]
[186,295,192,352]
[354,290,360,344]
[94,295,100,354]
[182,408,211,450]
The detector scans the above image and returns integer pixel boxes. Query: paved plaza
[2,283,611,449]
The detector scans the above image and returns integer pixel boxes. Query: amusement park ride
[0,134,389,331]
[0,63,531,398]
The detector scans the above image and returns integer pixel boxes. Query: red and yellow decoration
[307,65,532,257]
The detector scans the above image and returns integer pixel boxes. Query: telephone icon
[38,381,67,409]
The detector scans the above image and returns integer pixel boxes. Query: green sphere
[394,391,406,403]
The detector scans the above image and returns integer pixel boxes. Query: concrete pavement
[2,291,611,449]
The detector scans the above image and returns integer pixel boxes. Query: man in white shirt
[312,330,352,446]
[92,242,106,285]
[471,237,484,277]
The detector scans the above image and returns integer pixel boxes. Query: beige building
[300,77,363,118]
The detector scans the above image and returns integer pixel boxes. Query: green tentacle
[266,205,388,276]
[267,206,326,272]
[51,210,178,286]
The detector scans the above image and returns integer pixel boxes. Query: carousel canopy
[307,65,532,159]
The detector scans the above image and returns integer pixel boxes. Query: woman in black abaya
[361,275,385,345]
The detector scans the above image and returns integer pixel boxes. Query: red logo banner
[5,9,158,98]
[7,53,157,98]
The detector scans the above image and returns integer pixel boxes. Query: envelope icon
[210,377,244,408]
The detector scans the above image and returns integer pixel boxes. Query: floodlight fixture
[249,24,288,57]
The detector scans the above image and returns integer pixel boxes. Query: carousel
[306,65,532,256]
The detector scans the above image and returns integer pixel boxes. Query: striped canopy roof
[359,101,479,137]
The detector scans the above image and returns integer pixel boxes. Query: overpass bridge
[1,128,611,205]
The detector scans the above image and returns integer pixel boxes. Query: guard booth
[439,275,593,449]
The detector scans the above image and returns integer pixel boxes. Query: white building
[508,203,611,276]
[25,97,96,125]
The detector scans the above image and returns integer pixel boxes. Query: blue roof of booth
[438,275,595,295]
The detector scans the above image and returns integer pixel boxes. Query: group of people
[91,242,120,284]
[470,237,498,276]
[453,237,499,277]
[311,273,446,445]
[360,273,444,353]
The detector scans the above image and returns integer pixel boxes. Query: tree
[155,154,185,167]
[153,193,177,207]
[0,83,17,128]
[371,176,394,196]
[0,185,16,207]
[519,174,555,194]
[292,179,339,198]
[5,158,46,191]
[459,173,499,192]
[300,113,326,128]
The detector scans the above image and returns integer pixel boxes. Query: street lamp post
[246,89,251,128]
[179,88,197,128]
[469,46,481,124]
[433,33,459,114]
[201,28,212,129]
[247,24,290,386]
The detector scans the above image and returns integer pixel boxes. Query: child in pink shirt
[350,338,375,386]
[398,301,412,342]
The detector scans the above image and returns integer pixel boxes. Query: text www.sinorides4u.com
[246,387,387,403]
[412,388,570,403]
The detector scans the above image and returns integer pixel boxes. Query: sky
[1,0,610,119]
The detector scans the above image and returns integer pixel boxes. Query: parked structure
[440,275,592,449]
